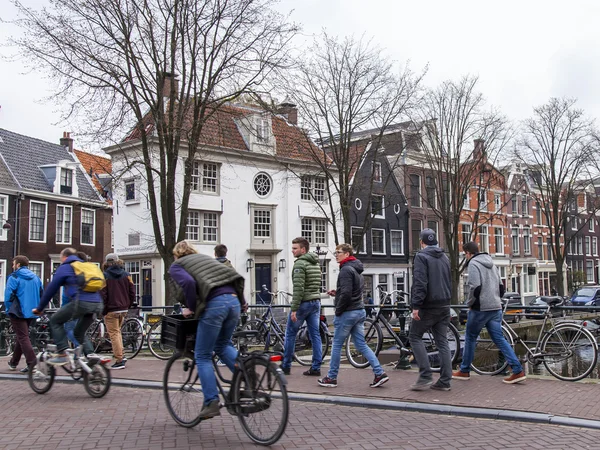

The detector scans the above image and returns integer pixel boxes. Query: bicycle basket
[160,315,198,350]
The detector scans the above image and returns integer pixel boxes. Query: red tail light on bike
[270,355,282,362]
[583,321,588,327]
[320,315,326,321]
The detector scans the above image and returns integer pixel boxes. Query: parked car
[525,296,566,319]
[571,286,600,306]
[458,292,523,325]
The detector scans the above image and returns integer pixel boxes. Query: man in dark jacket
[281,237,322,376]
[318,244,389,388]
[100,253,136,370]
[34,247,104,365]
[409,229,452,391]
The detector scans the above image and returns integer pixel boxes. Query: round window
[253,172,272,197]
[394,204,401,214]
[355,198,362,210]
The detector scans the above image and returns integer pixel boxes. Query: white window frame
[523,227,531,255]
[571,217,578,231]
[410,174,421,208]
[128,232,141,246]
[479,188,487,212]
[255,116,269,142]
[301,217,327,246]
[186,210,220,243]
[80,208,96,246]
[372,162,382,183]
[191,161,220,194]
[351,226,367,254]
[494,193,501,213]
[521,195,529,216]
[479,225,489,253]
[593,237,598,256]
[511,194,518,215]
[587,260,595,283]
[56,204,73,245]
[586,236,591,256]
[578,236,584,255]
[371,194,385,219]
[461,223,472,245]
[124,178,139,204]
[371,228,386,255]
[29,200,48,243]
[28,261,44,281]
[59,168,74,195]
[511,227,519,254]
[0,195,8,241]
[494,227,504,255]
[390,230,404,255]
[589,219,595,232]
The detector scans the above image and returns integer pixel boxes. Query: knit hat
[105,253,119,262]
[420,228,438,246]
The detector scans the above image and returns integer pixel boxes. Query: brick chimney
[277,100,298,125]
[162,71,179,98]
[60,132,73,152]
[473,138,485,160]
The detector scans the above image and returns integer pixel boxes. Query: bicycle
[244,286,330,366]
[146,303,183,360]
[346,287,461,370]
[470,297,598,381]
[0,308,54,357]
[161,315,289,446]
[28,343,112,397]
[85,314,144,359]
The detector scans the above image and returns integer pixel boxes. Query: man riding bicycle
[33,248,104,365]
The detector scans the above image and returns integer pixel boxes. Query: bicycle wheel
[163,352,204,428]
[4,321,16,357]
[345,318,383,369]
[293,324,330,366]
[147,320,175,360]
[121,318,144,359]
[83,362,112,398]
[28,357,56,394]
[470,325,512,375]
[232,356,289,446]
[242,320,269,351]
[427,323,461,372]
[85,319,104,353]
[541,324,598,381]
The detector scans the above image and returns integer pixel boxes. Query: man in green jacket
[281,237,323,376]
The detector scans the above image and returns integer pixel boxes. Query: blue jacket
[411,245,451,310]
[5,267,43,319]
[37,255,102,311]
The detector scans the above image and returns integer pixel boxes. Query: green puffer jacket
[291,252,322,311]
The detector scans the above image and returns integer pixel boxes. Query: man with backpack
[33,247,105,365]
[100,253,136,370]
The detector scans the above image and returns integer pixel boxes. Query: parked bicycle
[244,286,330,366]
[346,287,461,370]
[146,303,182,360]
[85,314,144,359]
[161,315,289,446]
[28,343,112,397]
[470,297,598,381]
[0,308,54,357]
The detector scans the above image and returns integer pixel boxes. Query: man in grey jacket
[453,241,526,384]
[409,228,453,391]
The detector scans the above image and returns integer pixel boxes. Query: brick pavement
[0,380,597,449]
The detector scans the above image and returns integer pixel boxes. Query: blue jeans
[460,309,523,375]
[194,294,240,406]
[282,300,322,371]
[64,319,80,347]
[328,309,383,379]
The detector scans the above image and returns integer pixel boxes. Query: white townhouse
[104,102,342,309]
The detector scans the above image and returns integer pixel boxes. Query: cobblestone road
[1,380,596,449]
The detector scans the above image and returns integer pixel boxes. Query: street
[0,379,596,449]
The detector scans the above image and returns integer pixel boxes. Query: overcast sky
[2,0,600,151]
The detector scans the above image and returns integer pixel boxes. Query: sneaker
[280,366,290,375]
[19,367,29,374]
[410,379,433,391]
[7,361,17,371]
[452,370,471,380]
[318,376,338,388]
[47,354,69,366]
[198,399,221,420]
[303,368,321,376]
[122,357,127,363]
[503,371,527,384]
[370,372,390,388]
[430,382,451,391]
[111,361,126,370]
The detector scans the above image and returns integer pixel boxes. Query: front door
[255,263,272,304]
[141,267,152,311]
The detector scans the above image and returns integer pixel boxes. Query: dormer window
[60,168,73,194]
[256,117,269,142]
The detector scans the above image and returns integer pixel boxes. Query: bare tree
[12,0,297,297]
[515,98,599,296]
[407,76,513,302]
[283,33,424,244]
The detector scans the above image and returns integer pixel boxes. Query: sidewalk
[3,355,597,424]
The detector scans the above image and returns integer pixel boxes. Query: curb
[3,373,600,430]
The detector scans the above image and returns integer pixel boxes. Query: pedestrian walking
[169,240,247,420]
[214,244,233,268]
[5,255,43,373]
[281,237,322,376]
[318,244,389,388]
[100,253,136,370]
[409,228,453,391]
[453,241,526,384]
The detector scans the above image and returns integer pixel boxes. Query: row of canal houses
[0,100,596,307]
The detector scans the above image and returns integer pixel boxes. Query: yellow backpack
[71,261,106,292]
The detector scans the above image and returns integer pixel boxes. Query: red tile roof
[74,149,112,199]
